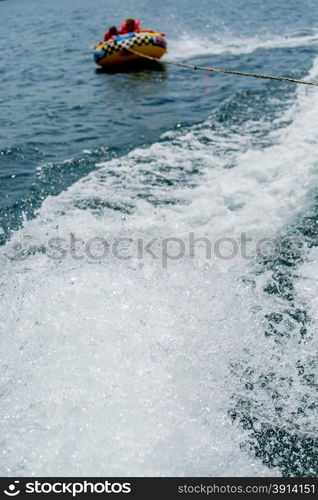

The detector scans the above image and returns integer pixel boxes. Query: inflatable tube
[93,31,167,67]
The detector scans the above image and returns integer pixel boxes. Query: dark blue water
[1,0,318,477]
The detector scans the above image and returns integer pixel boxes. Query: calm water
[1,0,318,476]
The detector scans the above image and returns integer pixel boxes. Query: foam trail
[1,57,318,477]
[168,30,318,60]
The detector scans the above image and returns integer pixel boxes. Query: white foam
[167,30,318,60]
[1,57,318,477]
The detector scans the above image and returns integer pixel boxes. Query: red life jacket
[120,20,141,34]
[104,29,118,41]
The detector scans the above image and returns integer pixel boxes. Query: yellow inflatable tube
[93,31,167,67]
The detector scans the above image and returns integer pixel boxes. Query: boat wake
[1,52,318,477]
[168,29,318,60]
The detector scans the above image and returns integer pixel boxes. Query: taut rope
[127,48,318,87]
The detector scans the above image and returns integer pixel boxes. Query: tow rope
[127,48,318,87]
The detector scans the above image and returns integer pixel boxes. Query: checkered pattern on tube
[101,34,154,57]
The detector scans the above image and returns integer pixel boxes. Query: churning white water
[168,29,318,60]
[1,56,318,477]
